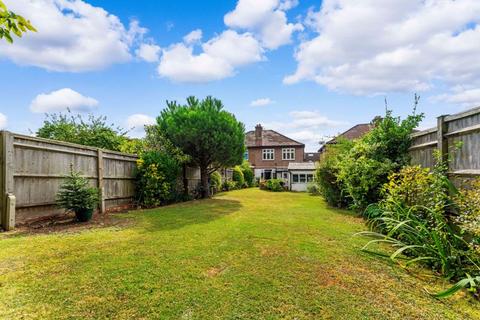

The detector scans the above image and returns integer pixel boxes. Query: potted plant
[56,169,99,222]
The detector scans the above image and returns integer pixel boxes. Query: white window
[299,174,306,183]
[282,148,295,160]
[262,149,274,160]
[307,174,314,182]
[292,174,299,183]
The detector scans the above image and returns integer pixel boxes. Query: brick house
[245,124,305,182]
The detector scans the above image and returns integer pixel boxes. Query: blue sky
[1,0,480,151]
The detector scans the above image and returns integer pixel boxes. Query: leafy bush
[222,180,238,191]
[379,165,451,227]
[57,170,99,212]
[337,109,423,211]
[135,151,181,207]
[240,161,254,187]
[232,166,245,188]
[306,182,320,195]
[454,179,480,239]
[265,179,285,192]
[210,171,222,193]
[119,138,147,155]
[337,150,395,210]
[317,106,423,211]
[316,139,352,207]
[36,110,128,151]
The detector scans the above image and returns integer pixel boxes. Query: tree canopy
[155,96,245,198]
[36,111,128,151]
[0,0,36,43]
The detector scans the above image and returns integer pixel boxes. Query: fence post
[6,194,15,229]
[97,149,105,214]
[437,115,449,165]
[1,131,15,230]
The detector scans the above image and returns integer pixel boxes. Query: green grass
[0,189,478,319]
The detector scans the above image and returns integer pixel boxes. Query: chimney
[255,124,263,146]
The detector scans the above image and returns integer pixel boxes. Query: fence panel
[409,106,480,185]
[0,131,138,229]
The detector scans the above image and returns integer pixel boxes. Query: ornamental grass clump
[56,170,99,222]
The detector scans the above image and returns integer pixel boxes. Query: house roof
[318,123,373,153]
[288,162,316,171]
[330,123,372,143]
[245,129,304,147]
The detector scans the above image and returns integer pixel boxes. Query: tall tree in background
[155,96,245,198]
[36,110,128,151]
[0,0,36,43]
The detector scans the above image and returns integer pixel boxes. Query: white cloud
[158,30,263,82]
[30,88,99,113]
[285,0,480,96]
[0,0,147,72]
[433,87,480,108]
[0,113,7,129]
[126,114,155,137]
[250,98,274,106]
[224,0,303,49]
[136,43,161,63]
[288,130,329,150]
[263,110,348,150]
[183,29,203,44]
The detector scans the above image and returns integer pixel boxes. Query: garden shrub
[318,107,423,211]
[210,171,222,193]
[339,110,423,211]
[232,166,245,188]
[315,139,352,208]
[379,165,451,225]
[337,149,395,210]
[240,161,254,187]
[454,179,480,247]
[265,179,285,192]
[222,180,238,191]
[135,151,181,207]
[306,182,320,195]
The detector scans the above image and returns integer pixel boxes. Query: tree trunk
[200,166,210,198]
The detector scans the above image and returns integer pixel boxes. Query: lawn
[0,189,478,319]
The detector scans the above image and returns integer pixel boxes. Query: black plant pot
[75,208,94,222]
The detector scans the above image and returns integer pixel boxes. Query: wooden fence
[0,131,138,230]
[409,106,480,183]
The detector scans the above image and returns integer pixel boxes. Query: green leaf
[431,277,477,299]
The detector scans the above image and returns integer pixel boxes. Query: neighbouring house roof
[288,162,316,171]
[304,152,320,162]
[245,128,304,147]
[330,123,373,143]
[318,123,373,152]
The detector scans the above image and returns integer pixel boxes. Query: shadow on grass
[140,198,242,232]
